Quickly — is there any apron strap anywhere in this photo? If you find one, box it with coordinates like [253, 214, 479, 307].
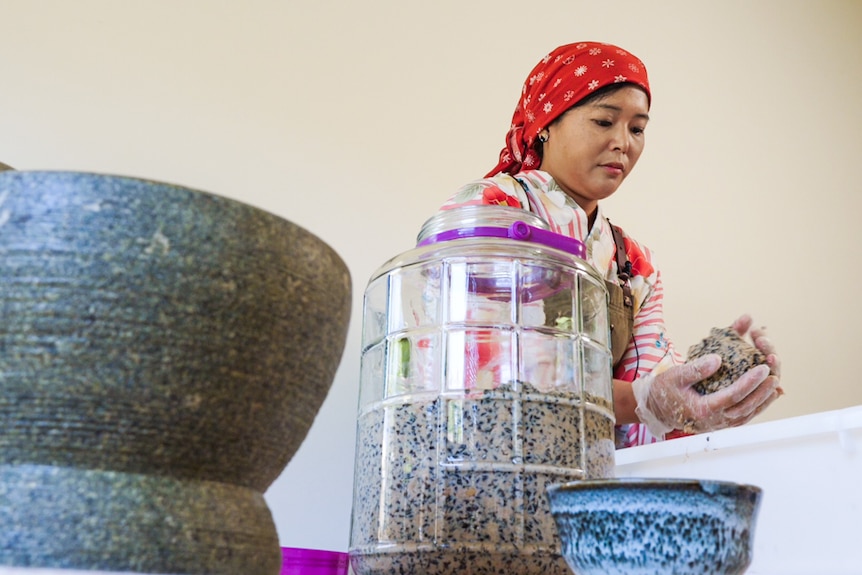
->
[607, 218, 634, 309]
[607, 280, 633, 367]
[606, 218, 636, 370]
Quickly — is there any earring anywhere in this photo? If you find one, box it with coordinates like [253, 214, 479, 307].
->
[538, 131, 549, 143]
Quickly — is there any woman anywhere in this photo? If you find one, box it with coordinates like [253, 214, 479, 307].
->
[440, 41, 782, 447]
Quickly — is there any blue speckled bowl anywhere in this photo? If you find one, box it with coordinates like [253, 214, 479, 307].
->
[546, 478, 762, 575]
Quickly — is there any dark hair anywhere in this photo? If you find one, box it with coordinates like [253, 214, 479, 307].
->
[571, 82, 636, 109]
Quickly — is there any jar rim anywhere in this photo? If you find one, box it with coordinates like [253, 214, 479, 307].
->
[416, 205, 549, 245]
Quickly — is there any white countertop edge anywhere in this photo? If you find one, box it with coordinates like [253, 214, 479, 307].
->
[615, 404, 862, 467]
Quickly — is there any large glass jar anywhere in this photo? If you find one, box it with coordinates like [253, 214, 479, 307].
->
[349, 205, 615, 575]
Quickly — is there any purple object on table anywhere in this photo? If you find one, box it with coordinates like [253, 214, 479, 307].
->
[281, 547, 349, 575]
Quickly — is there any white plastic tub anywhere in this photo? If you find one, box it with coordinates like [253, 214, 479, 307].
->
[615, 405, 862, 575]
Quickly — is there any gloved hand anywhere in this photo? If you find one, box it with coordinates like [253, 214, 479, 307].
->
[732, 313, 782, 382]
[632, 315, 783, 437]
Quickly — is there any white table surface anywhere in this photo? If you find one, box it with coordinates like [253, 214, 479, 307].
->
[616, 404, 862, 575]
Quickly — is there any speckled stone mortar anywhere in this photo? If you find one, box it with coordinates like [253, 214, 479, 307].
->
[687, 326, 767, 395]
[0, 171, 352, 574]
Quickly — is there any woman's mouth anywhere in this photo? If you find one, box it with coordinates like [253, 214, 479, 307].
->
[601, 162, 624, 175]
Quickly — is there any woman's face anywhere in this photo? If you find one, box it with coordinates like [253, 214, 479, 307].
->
[539, 85, 650, 216]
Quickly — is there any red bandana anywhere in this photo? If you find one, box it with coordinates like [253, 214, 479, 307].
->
[487, 41, 651, 177]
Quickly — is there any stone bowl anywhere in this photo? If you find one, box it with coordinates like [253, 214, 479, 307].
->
[0, 171, 352, 574]
[546, 478, 762, 575]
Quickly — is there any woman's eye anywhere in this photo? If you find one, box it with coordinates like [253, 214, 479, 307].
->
[593, 119, 612, 127]
[631, 126, 646, 135]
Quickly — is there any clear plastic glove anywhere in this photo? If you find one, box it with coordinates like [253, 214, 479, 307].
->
[733, 314, 782, 382]
[632, 314, 783, 437]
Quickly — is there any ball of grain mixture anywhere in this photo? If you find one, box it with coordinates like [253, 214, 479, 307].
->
[687, 326, 767, 395]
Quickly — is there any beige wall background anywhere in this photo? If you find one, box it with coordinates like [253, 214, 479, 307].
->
[2, 0, 860, 553]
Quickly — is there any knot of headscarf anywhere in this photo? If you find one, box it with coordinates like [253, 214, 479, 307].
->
[487, 41, 651, 177]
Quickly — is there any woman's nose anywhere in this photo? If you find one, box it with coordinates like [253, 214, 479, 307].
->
[611, 127, 630, 152]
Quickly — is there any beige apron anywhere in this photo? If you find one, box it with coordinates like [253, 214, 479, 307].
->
[607, 221, 634, 369]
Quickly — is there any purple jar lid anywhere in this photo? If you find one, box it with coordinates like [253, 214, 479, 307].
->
[418, 220, 586, 260]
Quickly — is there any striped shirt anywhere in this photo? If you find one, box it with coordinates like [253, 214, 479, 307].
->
[440, 169, 684, 447]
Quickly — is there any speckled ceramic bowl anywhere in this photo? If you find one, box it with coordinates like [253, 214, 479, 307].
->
[0, 171, 352, 574]
[546, 478, 762, 575]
